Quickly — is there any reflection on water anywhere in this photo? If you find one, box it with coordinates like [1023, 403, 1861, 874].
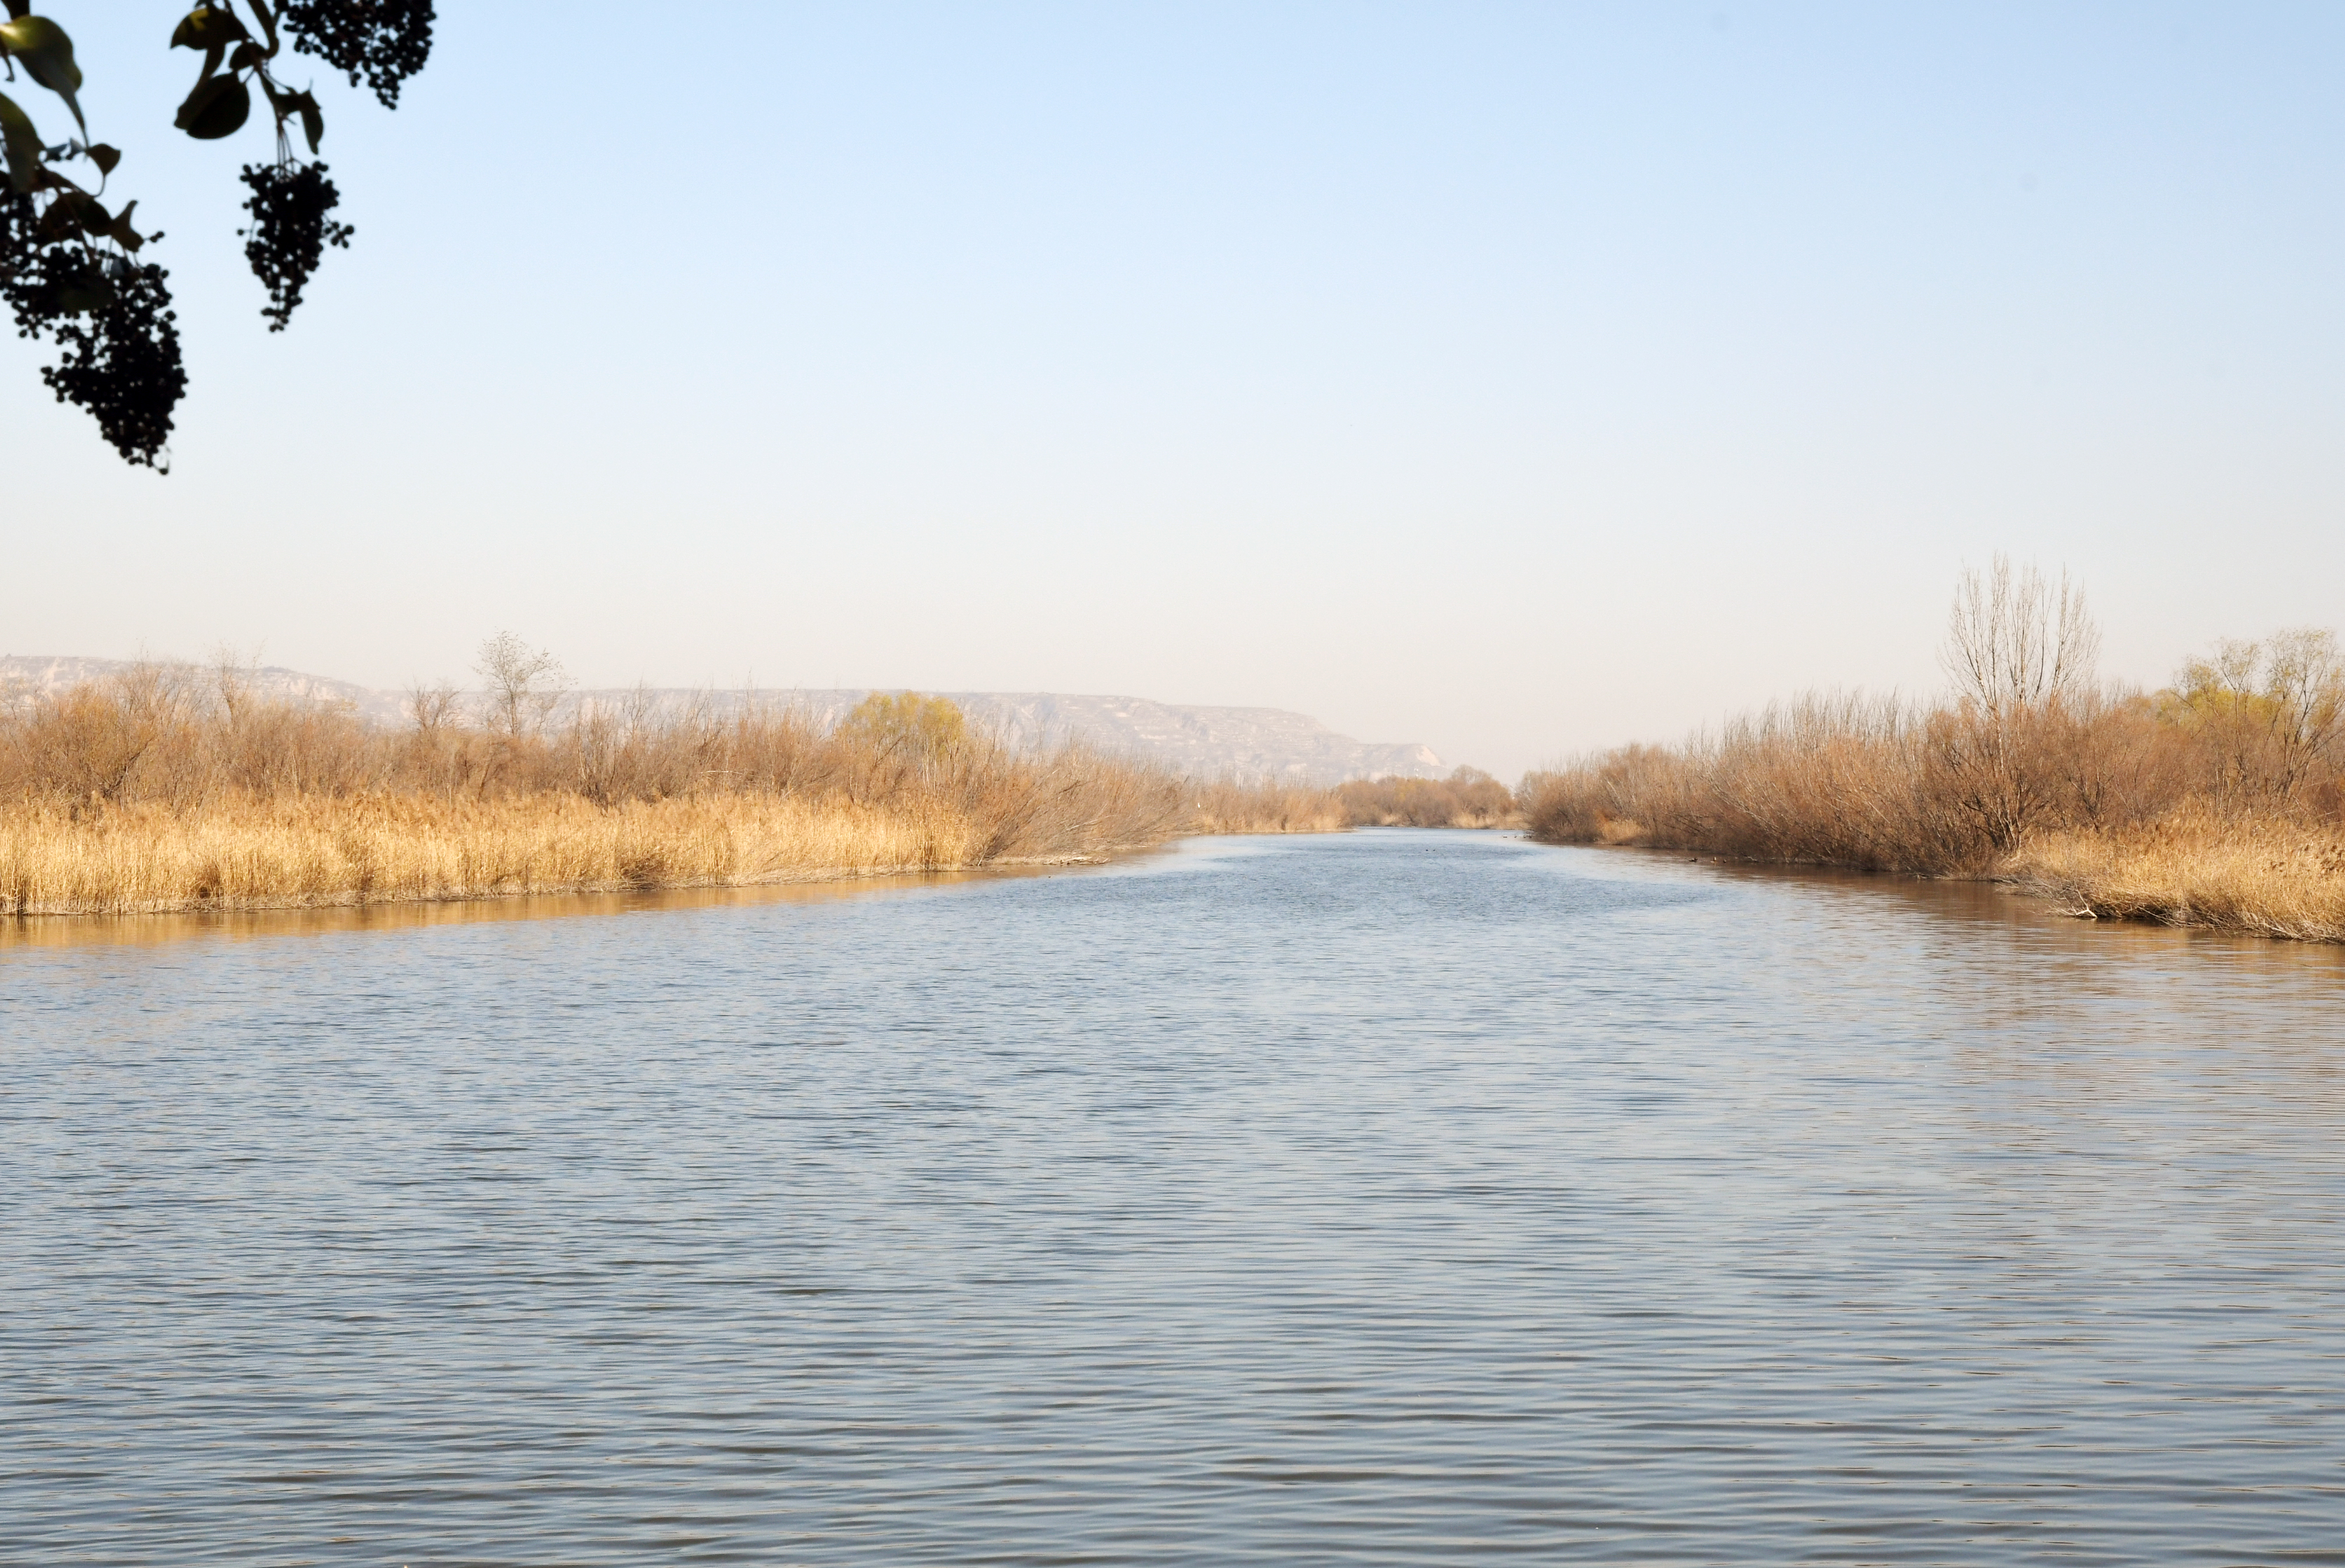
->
[0, 858, 1120, 952]
[5, 831, 2342, 1565]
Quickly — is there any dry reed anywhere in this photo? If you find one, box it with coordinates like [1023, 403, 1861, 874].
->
[0, 793, 982, 915]
[2009, 814, 2345, 943]
[0, 668, 1346, 915]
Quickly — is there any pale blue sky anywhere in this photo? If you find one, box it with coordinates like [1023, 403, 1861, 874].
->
[8, 3, 2342, 776]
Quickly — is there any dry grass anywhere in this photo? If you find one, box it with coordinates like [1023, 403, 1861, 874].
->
[0, 668, 1350, 916]
[2010, 814, 2345, 943]
[0, 792, 988, 916]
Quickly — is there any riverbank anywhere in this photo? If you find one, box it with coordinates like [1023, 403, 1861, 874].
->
[0, 792, 1136, 916]
[0, 675, 1349, 917]
[2008, 815, 2345, 943]
[1516, 565, 2345, 943]
[1518, 700, 2345, 943]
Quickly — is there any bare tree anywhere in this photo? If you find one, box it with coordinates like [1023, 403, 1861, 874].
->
[473, 633, 568, 738]
[1941, 555, 2101, 714]
[2263, 628, 2345, 771]
[405, 679, 462, 736]
[2173, 627, 2345, 802]
[1930, 558, 2104, 854]
[210, 642, 264, 729]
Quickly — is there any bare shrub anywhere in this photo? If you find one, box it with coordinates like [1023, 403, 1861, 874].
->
[407, 680, 462, 736]
[0, 664, 197, 811]
[1520, 565, 2338, 917]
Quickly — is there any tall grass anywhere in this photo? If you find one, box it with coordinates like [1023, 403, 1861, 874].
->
[1518, 562, 2345, 940]
[0, 668, 1337, 914]
[2010, 813, 2345, 943]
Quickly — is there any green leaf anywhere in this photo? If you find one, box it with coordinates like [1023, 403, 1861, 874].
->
[0, 87, 40, 194]
[229, 40, 265, 73]
[247, 0, 279, 54]
[175, 73, 251, 140]
[0, 15, 85, 135]
[170, 6, 249, 51]
[85, 141, 119, 176]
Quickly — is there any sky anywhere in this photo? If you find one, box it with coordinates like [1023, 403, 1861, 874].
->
[6, 2, 2343, 778]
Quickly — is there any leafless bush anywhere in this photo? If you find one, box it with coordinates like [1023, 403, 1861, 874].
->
[1943, 555, 2100, 714]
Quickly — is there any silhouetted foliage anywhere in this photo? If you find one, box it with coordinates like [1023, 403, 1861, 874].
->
[281, 0, 433, 108]
[37, 260, 184, 468]
[0, 1, 432, 464]
[238, 161, 351, 330]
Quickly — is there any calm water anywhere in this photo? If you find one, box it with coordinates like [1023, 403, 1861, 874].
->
[6, 831, 2344, 1565]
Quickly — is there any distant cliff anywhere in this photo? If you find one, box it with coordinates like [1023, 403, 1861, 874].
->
[0, 657, 1444, 785]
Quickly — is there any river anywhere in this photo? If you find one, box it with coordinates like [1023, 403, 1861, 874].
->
[6, 830, 2342, 1563]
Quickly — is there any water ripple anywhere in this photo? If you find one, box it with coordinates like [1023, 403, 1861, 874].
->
[5, 832, 2343, 1564]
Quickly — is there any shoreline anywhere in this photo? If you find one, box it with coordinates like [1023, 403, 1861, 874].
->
[0, 853, 1159, 949]
[0, 822, 1349, 923]
[1541, 833, 2345, 945]
[0, 854, 1114, 920]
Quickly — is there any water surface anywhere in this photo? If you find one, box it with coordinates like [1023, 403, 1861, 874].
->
[6, 831, 2343, 1564]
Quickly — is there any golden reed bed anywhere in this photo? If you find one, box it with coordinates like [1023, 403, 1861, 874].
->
[0, 676, 1360, 918]
[0, 793, 1028, 917]
[2010, 816, 2345, 944]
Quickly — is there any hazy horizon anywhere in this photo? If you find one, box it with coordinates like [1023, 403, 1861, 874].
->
[9, 3, 2342, 779]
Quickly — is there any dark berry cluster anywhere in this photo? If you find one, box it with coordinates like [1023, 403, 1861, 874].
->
[238, 161, 354, 332]
[2, 4, 438, 465]
[38, 263, 186, 471]
[0, 187, 38, 326]
[281, 1, 435, 109]
[3, 238, 113, 328]
[4, 186, 186, 468]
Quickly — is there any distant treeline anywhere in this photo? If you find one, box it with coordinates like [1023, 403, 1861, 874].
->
[1337, 768, 1517, 828]
[1179, 767, 1523, 833]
